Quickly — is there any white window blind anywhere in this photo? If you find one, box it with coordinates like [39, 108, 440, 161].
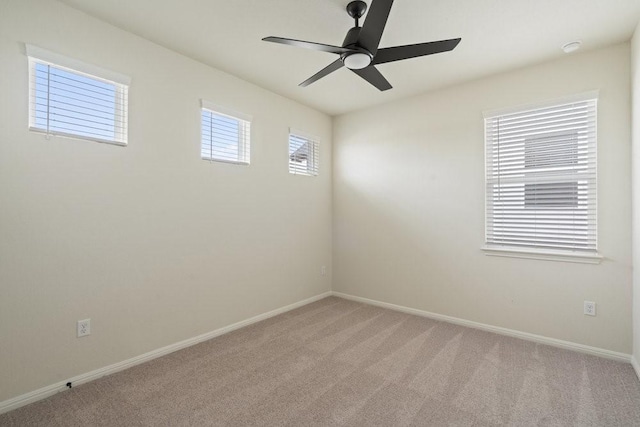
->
[27, 46, 129, 145]
[484, 96, 597, 255]
[201, 101, 251, 164]
[289, 130, 319, 176]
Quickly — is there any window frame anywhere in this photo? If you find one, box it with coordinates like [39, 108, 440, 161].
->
[200, 100, 251, 165]
[482, 92, 602, 264]
[26, 44, 130, 146]
[288, 129, 320, 177]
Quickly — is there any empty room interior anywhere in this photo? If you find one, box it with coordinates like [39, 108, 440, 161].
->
[2, 0, 640, 425]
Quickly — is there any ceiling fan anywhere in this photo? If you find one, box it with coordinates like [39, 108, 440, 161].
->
[262, 0, 461, 91]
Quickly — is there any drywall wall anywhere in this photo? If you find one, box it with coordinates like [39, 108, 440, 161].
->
[333, 44, 632, 353]
[632, 21, 640, 373]
[0, 0, 332, 402]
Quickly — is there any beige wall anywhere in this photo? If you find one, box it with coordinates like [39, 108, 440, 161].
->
[0, 0, 332, 402]
[632, 22, 640, 370]
[333, 44, 632, 354]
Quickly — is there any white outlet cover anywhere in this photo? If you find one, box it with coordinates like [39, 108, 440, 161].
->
[77, 319, 91, 337]
[583, 301, 596, 316]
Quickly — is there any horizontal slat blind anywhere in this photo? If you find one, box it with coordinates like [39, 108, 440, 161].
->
[28, 58, 128, 145]
[201, 108, 251, 164]
[485, 98, 597, 253]
[289, 132, 319, 176]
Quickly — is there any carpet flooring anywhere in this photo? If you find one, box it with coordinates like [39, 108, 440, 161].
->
[1, 296, 640, 426]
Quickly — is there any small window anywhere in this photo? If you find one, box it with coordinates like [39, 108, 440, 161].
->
[289, 130, 319, 176]
[27, 45, 129, 145]
[484, 94, 598, 261]
[200, 101, 251, 164]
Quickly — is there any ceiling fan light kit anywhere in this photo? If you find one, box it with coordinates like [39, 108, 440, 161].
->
[262, 0, 461, 91]
[343, 52, 372, 69]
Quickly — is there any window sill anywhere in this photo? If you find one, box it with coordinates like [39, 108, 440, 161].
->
[201, 157, 249, 166]
[289, 172, 317, 177]
[481, 245, 603, 264]
[30, 128, 127, 147]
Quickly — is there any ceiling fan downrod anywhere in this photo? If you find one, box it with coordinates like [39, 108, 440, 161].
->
[346, 0, 368, 28]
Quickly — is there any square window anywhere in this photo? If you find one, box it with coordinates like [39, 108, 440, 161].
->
[201, 102, 251, 164]
[289, 131, 319, 176]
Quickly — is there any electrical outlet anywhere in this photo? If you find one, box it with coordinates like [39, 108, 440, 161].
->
[583, 301, 596, 316]
[321, 266, 326, 276]
[77, 319, 91, 337]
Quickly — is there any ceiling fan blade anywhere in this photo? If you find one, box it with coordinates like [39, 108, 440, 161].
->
[262, 37, 354, 54]
[300, 59, 344, 87]
[351, 65, 392, 91]
[373, 38, 461, 65]
[357, 0, 394, 54]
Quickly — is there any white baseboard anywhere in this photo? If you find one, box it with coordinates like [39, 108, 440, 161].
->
[0, 291, 331, 415]
[331, 291, 632, 364]
[632, 356, 640, 381]
[2, 290, 634, 415]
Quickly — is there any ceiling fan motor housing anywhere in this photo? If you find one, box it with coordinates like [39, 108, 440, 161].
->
[343, 26, 363, 49]
[341, 26, 373, 69]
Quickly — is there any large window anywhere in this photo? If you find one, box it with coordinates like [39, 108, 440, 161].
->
[289, 130, 319, 176]
[27, 45, 129, 145]
[484, 94, 599, 262]
[201, 101, 251, 164]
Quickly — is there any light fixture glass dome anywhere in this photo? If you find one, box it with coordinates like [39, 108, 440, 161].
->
[343, 52, 371, 70]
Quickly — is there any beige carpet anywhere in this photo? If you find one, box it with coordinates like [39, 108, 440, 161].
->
[1, 296, 639, 426]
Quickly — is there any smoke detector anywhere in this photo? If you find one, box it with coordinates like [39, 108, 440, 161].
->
[562, 41, 582, 53]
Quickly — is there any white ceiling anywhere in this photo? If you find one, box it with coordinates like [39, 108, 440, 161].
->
[60, 0, 640, 116]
